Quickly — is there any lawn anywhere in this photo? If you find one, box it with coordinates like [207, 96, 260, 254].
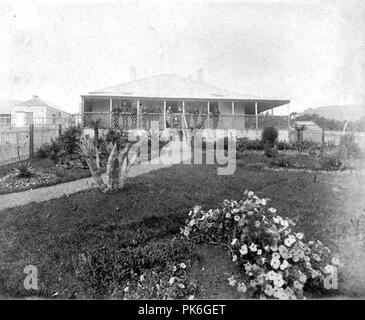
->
[0, 160, 364, 299]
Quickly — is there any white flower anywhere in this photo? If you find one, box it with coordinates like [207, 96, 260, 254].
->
[169, 277, 176, 285]
[227, 276, 237, 287]
[248, 191, 254, 197]
[331, 257, 341, 266]
[324, 265, 336, 274]
[264, 284, 274, 296]
[279, 245, 289, 258]
[295, 232, 304, 240]
[270, 244, 279, 252]
[180, 263, 186, 269]
[299, 274, 307, 283]
[255, 199, 261, 205]
[280, 260, 289, 270]
[280, 220, 289, 229]
[193, 206, 201, 214]
[237, 282, 247, 293]
[268, 207, 277, 214]
[264, 245, 270, 251]
[231, 238, 238, 246]
[239, 245, 248, 255]
[254, 221, 261, 228]
[293, 280, 303, 290]
[272, 252, 280, 260]
[266, 271, 277, 280]
[257, 249, 262, 255]
[172, 265, 177, 272]
[234, 215, 240, 222]
[124, 286, 129, 292]
[270, 258, 281, 269]
[274, 278, 284, 288]
[261, 199, 267, 206]
[249, 243, 258, 252]
[232, 254, 238, 262]
[244, 262, 252, 272]
[189, 220, 195, 227]
[225, 212, 231, 218]
[178, 283, 185, 289]
[140, 274, 145, 281]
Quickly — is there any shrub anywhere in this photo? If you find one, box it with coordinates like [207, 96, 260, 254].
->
[13, 161, 33, 178]
[262, 127, 278, 146]
[182, 191, 340, 299]
[57, 125, 82, 155]
[237, 139, 264, 151]
[38, 140, 61, 162]
[262, 127, 279, 158]
[37, 146, 48, 159]
[338, 134, 361, 159]
[318, 156, 346, 171]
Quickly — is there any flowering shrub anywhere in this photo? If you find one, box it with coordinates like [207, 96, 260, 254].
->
[182, 190, 340, 299]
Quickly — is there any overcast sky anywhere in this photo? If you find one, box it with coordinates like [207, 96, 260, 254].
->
[0, 0, 364, 114]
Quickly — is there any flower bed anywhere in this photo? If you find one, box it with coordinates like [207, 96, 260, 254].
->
[0, 170, 59, 194]
[182, 191, 341, 299]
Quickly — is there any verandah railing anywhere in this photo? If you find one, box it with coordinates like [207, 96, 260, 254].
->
[83, 112, 289, 130]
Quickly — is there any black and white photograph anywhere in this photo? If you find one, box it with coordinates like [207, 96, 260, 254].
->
[0, 0, 364, 311]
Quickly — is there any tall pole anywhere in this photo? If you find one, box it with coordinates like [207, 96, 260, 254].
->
[136, 99, 140, 128]
[231, 101, 235, 130]
[110, 98, 113, 128]
[207, 101, 210, 129]
[163, 100, 166, 130]
[255, 101, 258, 130]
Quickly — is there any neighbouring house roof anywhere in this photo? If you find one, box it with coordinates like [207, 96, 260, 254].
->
[294, 121, 322, 131]
[83, 74, 289, 112]
[16, 95, 69, 114]
[0, 100, 21, 114]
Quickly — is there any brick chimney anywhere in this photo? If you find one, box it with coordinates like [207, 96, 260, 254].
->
[130, 67, 136, 81]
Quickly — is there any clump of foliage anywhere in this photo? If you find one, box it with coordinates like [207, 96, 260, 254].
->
[78, 135, 146, 193]
[318, 156, 347, 171]
[237, 139, 264, 152]
[75, 237, 197, 299]
[13, 161, 33, 178]
[182, 191, 340, 299]
[37, 140, 61, 162]
[262, 127, 278, 157]
[337, 134, 362, 159]
[57, 125, 82, 156]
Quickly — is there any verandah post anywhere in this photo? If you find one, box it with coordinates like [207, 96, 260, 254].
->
[109, 98, 113, 128]
[29, 124, 34, 159]
[255, 101, 258, 130]
[163, 100, 166, 130]
[136, 99, 140, 128]
[207, 101, 210, 129]
[231, 101, 235, 129]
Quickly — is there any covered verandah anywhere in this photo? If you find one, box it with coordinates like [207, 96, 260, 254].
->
[82, 96, 290, 131]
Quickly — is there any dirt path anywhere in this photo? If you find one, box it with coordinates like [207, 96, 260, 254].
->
[0, 139, 191, 211]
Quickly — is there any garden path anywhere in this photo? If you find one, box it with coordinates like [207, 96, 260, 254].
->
[0, 138, 192, 211]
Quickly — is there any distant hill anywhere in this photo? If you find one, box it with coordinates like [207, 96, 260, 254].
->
[303, 105, 365, 122]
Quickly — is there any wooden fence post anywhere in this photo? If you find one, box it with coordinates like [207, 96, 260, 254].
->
[29, 124, 34, 159]
[58, 124, 63, 137]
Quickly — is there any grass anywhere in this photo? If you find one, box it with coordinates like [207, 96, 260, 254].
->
[0, 158, 90, 195]
[0, 159, 364, 298]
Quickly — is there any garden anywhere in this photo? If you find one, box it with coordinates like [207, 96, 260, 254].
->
[0, 126, 364, 299]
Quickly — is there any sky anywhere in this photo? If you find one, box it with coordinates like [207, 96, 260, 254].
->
[0, 0, 364, 114]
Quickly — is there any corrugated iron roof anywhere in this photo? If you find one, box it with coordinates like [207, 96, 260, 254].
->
[84, 74, 289, 108]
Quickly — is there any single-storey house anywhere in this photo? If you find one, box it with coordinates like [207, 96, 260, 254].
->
[11, 95, 70, 127]
[81, 73, 290, 139]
